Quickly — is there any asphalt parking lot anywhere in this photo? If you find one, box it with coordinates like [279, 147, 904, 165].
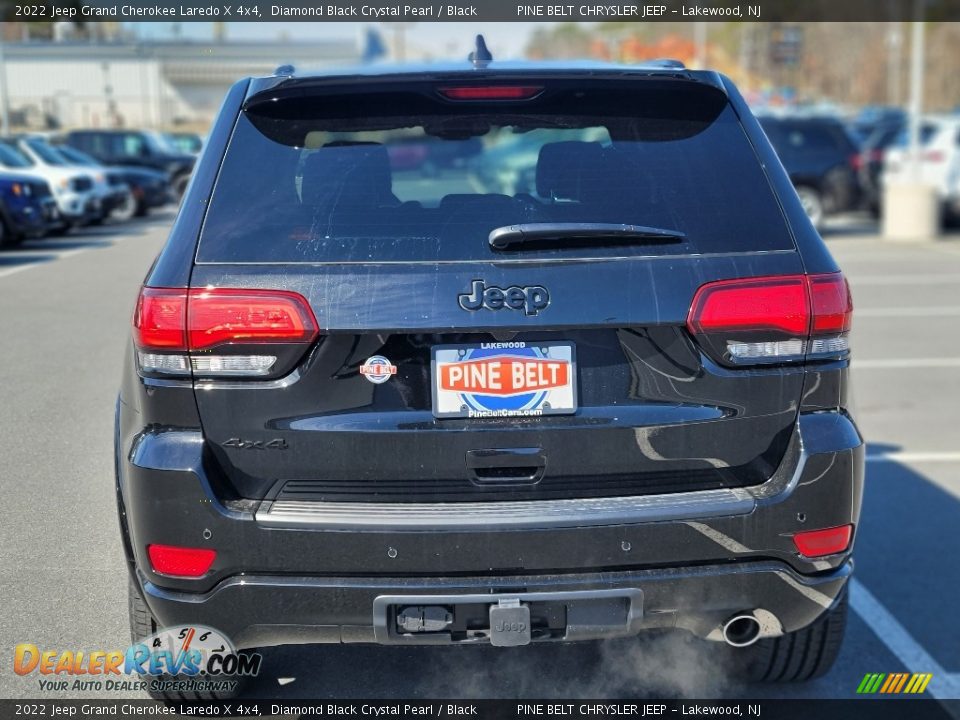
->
[1, 213, 958, 702]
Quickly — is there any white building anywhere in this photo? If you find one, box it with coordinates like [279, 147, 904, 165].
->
[0, 39, 360, 130]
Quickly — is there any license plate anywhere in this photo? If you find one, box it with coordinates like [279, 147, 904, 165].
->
[431, 341, 577, 419]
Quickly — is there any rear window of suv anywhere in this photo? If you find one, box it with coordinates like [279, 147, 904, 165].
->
[197, 80, 794, 263]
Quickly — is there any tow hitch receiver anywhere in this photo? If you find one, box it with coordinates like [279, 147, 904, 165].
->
[489, 598, 531, 647]
[396, 606, 453, 633]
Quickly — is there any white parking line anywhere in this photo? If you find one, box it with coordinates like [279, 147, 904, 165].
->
[866, 452, 960, 463]
[0, 229, 155, 281]
[857, 306, 960, 318]
[0, 247, 94, 279]
[850, 579, 960, 699]
[855, 358, 960, 369]
[0, 263, 45, 279]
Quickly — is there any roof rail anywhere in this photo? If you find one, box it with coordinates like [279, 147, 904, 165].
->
[274, 64, 295, 77]
[644, 58, 686, 69]
[468, 35, 493, 69]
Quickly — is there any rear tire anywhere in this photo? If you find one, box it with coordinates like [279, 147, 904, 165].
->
[729, 587, 848, 683]
[128, 578, 247, 700]
[796, 185, 825, 230]
[111, 192, 137, 223]
[172, 174, 190, 202]
[0, 217, 13, 249]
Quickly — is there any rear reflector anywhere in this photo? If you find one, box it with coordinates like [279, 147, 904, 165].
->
[147, 544, 216, 577]
[792, 525, 853, 558]
[686, 273, 853, 365]
[438, 85, 543, 100]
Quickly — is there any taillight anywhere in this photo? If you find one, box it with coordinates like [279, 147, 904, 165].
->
[438, 85, 543, 101]
[686, 273, 852, 365]
[187, 289, 316, 349]
[134, 288, 187, 349]
[147, 544, 217, 578]
[849, 153, 864, 171]
[792, 525, 853, 558]
[133, 287, 318, 378]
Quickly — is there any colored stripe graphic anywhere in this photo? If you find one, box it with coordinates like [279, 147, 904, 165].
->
[893, 673, 910, 693]
[857, 672, 932, 694]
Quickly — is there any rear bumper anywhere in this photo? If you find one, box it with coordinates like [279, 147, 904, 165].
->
[55, 192, 101, 222]
[140, 560, 851, 650]
[117, 410, 863, 648]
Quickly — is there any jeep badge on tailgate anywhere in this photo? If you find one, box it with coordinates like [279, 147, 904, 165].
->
[458, 279, 550, 315]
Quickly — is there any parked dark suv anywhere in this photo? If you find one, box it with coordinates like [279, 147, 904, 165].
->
[64, 129, 195, 199]
[117, 53, 862, 697]
[758, 115, 863, 229]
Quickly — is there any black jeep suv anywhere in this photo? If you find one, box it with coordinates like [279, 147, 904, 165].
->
[117, 54, 862, 693]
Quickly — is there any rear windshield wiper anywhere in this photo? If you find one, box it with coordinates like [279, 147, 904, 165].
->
[488, 223, 686, 251]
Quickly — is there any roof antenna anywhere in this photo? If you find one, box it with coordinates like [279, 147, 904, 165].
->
[468, 34, 493, 68]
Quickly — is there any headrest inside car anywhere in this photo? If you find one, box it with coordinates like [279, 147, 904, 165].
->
[536, 141, 604, 201]
[300, 142, 394, 206]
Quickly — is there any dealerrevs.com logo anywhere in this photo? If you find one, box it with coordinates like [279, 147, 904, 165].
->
[14, 625, 261, 694]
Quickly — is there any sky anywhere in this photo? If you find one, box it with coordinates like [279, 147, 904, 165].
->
[128, 22, 555, 60]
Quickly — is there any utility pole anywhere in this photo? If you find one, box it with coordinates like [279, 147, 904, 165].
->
[383, 23, 414, 62]
[0, 24, 10, 136]
[739, 23, 754, 92]
[887, 22, 903, 106]
[693, 22, 707, 69]
[907, 18, 924, 182]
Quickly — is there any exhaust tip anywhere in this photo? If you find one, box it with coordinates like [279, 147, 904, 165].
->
[722, 613, 762, 647]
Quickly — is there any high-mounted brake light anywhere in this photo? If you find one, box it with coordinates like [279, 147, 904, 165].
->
[148, 544, 217, 578]
[438, 85, 543, 101]
[792, 525, 853, 558]
[686, 273, 852, 365]
[133, 287, 318, 378]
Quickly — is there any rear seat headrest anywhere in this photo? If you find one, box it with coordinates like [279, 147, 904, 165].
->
[536, 141, 604, 201]
[300, 142, 394, 205]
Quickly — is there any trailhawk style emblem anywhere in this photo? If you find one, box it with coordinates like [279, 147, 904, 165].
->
[359, 356, 397, 384]
[432, 341, 577, 419]
[458, 280, 550, 315]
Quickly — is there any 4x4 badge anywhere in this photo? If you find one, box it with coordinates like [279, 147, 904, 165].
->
[458, 279, 550, 316]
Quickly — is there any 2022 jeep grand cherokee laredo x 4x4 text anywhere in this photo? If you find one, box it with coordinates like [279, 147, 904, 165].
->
[116, 53, 862, 691]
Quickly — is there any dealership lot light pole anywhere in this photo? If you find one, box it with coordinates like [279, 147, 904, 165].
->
[0, 25, 10, 136]
[882, 7, 940, 241]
